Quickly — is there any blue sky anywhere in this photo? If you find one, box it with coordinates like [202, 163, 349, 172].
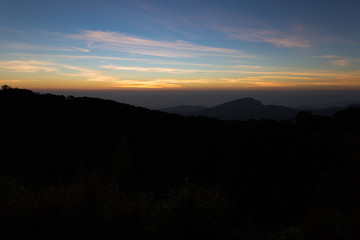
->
[0, 0, 360, 93]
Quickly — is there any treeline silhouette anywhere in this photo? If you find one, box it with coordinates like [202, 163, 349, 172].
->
[1, 86, 360, 239]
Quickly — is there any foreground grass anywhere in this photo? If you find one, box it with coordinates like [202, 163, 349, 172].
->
[0, 174, 232, 239]
[2, 174, 359, 240]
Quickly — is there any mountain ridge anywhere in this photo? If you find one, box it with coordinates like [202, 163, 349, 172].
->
[160, 97, 360, 121]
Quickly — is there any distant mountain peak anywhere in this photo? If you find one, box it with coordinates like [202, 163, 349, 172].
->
[216, 97, 262, 108]
[158, 97, 360, 121]
[193, 97, 299, 120]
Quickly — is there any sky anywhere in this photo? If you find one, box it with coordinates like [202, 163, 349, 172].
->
[1, 0, 360, 108]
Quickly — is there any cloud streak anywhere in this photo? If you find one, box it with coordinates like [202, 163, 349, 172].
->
[101, 64, 315, 75]
[66, 30, 255, 58]
[102, 65, 201, 73]
[111, 80, 181, 88]
[102, 63, 358, 81]
[111, 78, 209, 89]
[0, 42, 90, 53]
[315, 55, 352, 67]
[0, 27, 24, 33]
[329, 59, 350, 67]
[62, 66, 117, 82]
[227, 28, 310, 48]
[220, 71, 360, 88]
[61, 66, 207, 88]
[0, 60, 59, 73]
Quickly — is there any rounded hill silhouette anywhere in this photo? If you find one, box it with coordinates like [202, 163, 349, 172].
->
[195, 97, 298, 120]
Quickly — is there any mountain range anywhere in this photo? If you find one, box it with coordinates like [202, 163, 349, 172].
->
[159, 97, 360, 121]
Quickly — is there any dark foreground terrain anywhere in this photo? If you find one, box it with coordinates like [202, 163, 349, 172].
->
[1, 86, 360, 239]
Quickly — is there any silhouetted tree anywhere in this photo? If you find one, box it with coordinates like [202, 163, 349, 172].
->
[1, 85, 12, 90]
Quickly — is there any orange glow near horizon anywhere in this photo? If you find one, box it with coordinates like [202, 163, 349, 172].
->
[2, 57, 360, 90]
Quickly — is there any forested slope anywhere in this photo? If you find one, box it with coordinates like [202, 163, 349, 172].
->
[1, 87, 360, 239]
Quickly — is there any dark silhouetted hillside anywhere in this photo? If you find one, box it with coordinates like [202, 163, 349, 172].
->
[1, 87, 360, 239]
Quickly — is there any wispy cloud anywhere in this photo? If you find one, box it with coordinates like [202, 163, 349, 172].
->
[226, 71, 351, 77]
[9, 53, 220, 67]
[222, 64, 291, 70]
[315, 55, 352, 67]
[9, 53, 149, 62]
[0, 79, 40, 83]
[329, 59, 350, 67]
[102, 63, 355, 76]
[0, 60, 59, 72]
[220, 70, 360, 88]
[65, 30, 255, 58]
[102, 65, 201, 73]
[315, 55, 339, 59]
[111, 78, 209, 89]
[60, 47, 90, 53]
[0, 27, 24, 33]
[63, 66, 117, 82]
[111, 80, 181, 88]
[0, 42, 90, 53]
[227, 28, 310, 48]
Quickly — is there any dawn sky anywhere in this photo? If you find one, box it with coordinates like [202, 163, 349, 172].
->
[1, 0, 360, 98]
